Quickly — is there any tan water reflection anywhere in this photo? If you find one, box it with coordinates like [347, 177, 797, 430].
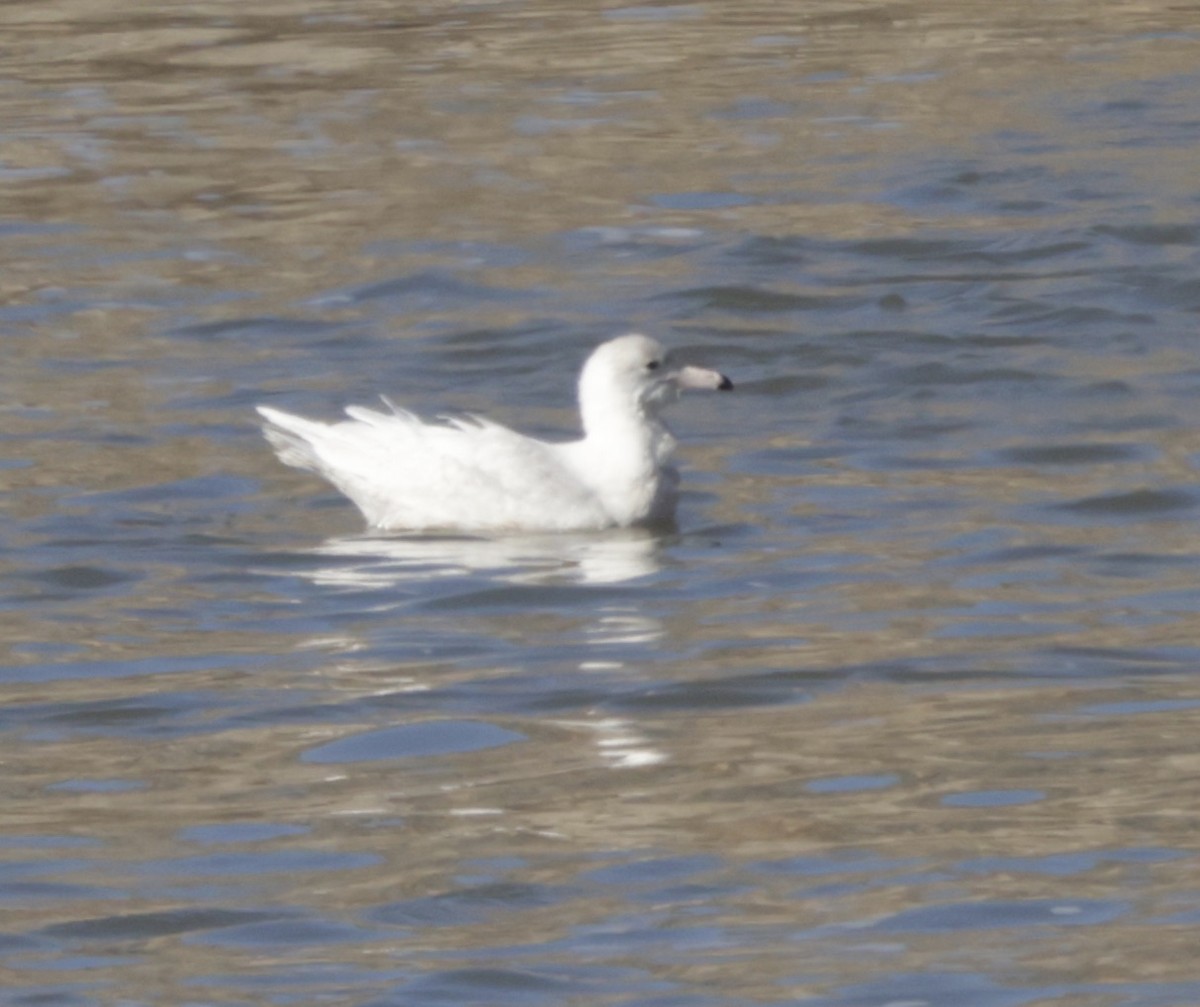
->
[5, 0, 1198, 276]
[7, 675, 1200, 996]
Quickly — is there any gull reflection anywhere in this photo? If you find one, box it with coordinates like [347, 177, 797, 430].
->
[585, 612, 665, 646]
[300, 527, 664, 590]
[552, 715, 668, 769]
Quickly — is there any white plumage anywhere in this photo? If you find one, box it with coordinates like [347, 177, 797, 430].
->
[256, 333, 732, 532]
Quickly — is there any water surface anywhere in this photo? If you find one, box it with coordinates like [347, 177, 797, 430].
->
[3, 2, 1200, 1005]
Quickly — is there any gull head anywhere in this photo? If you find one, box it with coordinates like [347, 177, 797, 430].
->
[578, 334, 732, 434]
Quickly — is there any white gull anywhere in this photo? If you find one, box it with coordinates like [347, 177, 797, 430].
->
[255, 333, 732, 532]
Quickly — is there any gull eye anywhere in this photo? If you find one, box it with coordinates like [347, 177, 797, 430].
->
[646, 359, 661, 371]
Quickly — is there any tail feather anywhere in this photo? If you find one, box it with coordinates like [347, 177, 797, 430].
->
[256, 405, 329, 473]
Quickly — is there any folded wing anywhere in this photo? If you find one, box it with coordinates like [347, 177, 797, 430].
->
[256, 404, 611, 531]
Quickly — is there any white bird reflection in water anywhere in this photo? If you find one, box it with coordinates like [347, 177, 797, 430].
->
[587, 716, 668, 769]
[296, 527, 665, 590]
[276, 531, 671, 740]
[584, 612, 666, 647]
[273, 530, 672, 772]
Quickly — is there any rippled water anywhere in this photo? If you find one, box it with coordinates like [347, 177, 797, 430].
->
[4, 2, 1200, 1005]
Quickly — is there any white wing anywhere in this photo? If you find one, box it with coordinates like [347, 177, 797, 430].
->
[256, 404, 613, 531]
